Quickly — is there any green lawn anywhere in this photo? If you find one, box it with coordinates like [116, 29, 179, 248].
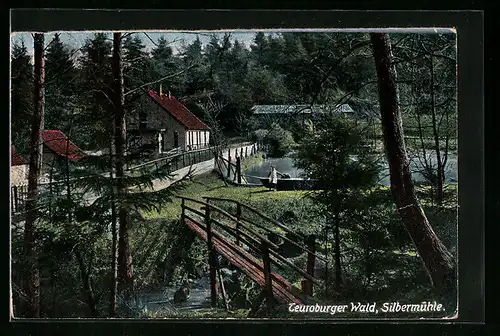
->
[142, 172, 310, 223]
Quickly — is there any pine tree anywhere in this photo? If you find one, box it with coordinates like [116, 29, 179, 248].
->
[181, 36, 210, 95]
[150, 36, 180, 92]
[250, 32, 270, 64]
[45, 33, 77, 133]
[11, 40, 34, 154]
[123, 34, 152, 91]
[76, 33, 114, 150]
[296, 114, 381, 293]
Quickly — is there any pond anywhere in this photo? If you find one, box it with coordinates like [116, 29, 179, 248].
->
[243, 152, 458, 187]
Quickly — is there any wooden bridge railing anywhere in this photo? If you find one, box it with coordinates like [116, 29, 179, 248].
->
[11, 185, 28, 214]
[217, 143, 258, 184]
[203, 197, 324, 295]
[128, 142, 258, 183]
[179, 195, 321, 310]
[127, 145, 221, 174]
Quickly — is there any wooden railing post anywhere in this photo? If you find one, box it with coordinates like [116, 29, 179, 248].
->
[240, 147, 243, 159]
[245, 147, 248, 158]
[13, 186, 19, 213]
[217, 268, 229, 311]
[304, 234, 316, 296]
[227, 149, 231, 178]
[261, 241, 274, 314]
[181, 198, 185, 221]
[205, 202, 218, 307]
[236, 157, 242, 184]
[236, 203, 242, 247]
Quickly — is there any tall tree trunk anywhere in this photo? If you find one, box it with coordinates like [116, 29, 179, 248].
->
[113, 32, 133, 296]
[429, 55, 444, 205]
[22, 33, 45, 318]
[370, 33, 455, 294]
[333, 212, 342, 292]
[109, 139, 118, 317]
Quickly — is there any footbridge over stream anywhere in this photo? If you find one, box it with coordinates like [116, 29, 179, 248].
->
[179, 196, 324, 311]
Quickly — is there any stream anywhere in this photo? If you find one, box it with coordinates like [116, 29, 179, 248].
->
[243, 151, 457, 186]
[126, 277, 213, 315]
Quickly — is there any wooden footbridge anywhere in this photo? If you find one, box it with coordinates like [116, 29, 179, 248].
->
[179, 196, 326, 311]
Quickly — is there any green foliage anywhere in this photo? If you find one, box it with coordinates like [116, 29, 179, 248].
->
[264, 123, 297, 157]
[45, 33, 78, 134]
[296, 114, 381, 210]
[10, 40, 33, 154]
[75, 33, 114, 149]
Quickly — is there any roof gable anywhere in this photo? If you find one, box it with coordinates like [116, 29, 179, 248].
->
[11, 146, 26, 166]
[41, 130, 84, 162]
[146, 90, 210, 131]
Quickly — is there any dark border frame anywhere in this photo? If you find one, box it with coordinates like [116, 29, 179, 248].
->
[7, 8, 485, 334]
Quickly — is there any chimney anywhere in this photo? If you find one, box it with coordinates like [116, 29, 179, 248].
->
[168, 90, 171, 99]
[160, 84, 163, 96]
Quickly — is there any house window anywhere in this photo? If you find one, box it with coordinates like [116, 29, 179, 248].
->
[139, 112, 147, 129]
[173, 131, 179, 148]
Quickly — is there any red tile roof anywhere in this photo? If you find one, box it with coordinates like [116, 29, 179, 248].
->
[41, 130, 84, 162]
[146, 90, 210, 130]
[11, 146, 26, 166]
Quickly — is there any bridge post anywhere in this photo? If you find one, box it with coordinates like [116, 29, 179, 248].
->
[205, 202, 218, 308]
[236, 157, 242, 184]
[227, 149, 231, 178]
[240, 147, 243, 159]
[217, 268, 229, 311]
[245, 147, 248, 158]
[13, 186, 19, 213]
[236, 203, 242, 247]
[181, 198, 185, 221]
[305, 234, 316, 296]
[261, 241, 274, 314]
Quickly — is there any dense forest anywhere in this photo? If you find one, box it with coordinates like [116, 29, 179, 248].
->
[10, 31, 457, 318]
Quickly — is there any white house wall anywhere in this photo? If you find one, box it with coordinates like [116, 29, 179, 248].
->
[10, 165, 28, 186]
[186, 130, 210, 150]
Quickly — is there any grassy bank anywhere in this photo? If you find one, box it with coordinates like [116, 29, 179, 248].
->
[142, 171, 311, 224]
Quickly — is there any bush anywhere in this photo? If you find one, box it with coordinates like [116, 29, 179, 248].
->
[264, 123, 296, 157]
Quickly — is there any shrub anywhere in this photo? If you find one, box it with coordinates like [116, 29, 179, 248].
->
[265, 123, 296, 157]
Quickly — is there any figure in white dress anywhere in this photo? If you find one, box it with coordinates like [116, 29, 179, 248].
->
[268, 165, 279, 191]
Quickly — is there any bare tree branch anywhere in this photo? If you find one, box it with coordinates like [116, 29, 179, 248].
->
[124, 63, 196, 96]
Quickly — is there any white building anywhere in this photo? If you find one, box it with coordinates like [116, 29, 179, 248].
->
[127, 89, 211, 154]
[10, 146, 28, 186]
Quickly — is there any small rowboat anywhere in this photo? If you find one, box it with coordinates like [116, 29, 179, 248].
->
[259, 177, 319, 191]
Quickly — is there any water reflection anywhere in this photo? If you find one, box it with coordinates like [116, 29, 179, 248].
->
[127, 277, 212, 315]
[243, 152, 457, 186]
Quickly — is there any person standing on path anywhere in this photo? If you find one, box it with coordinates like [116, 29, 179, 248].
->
[268, 165, 281, 191]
